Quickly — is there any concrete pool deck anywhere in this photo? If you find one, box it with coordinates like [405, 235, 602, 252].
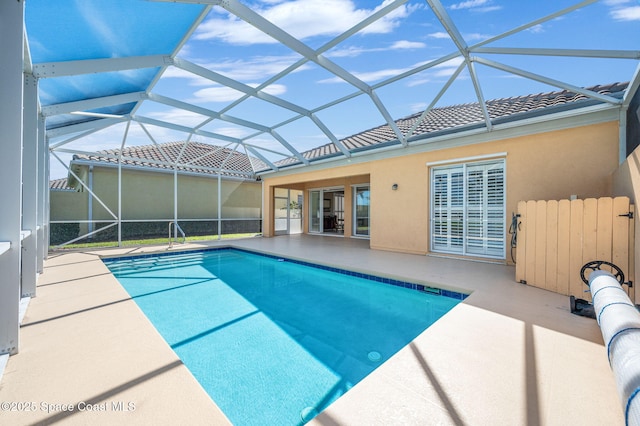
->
[0, 235, 624, 425]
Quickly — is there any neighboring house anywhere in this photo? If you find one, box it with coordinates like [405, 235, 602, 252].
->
[50, 142, 263, 244]
[260, 82, 640, 264]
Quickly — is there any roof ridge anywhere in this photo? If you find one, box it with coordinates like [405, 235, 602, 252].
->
[71, 141, 266, 178]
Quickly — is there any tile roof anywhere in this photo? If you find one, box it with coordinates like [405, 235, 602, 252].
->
[68, 83, 627, 176]
[270, 82, 628, 169]
[49, 177, 74, 191]
[71, 141, 267, 179]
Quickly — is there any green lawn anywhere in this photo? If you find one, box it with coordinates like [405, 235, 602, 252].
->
[52, 233, 261, 250]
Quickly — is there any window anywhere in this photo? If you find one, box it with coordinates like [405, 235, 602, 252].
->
[431, 159, 505, 258]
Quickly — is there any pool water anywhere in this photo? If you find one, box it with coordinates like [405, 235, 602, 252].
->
[104, 249, 463, 425]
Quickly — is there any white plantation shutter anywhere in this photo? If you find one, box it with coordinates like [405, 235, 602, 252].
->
[432, 167, 464, 252]
[431, 159, 505, 259]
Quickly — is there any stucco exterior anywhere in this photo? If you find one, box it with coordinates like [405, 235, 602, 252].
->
[50, 165, 262, 243]
[81, 166, 261, 221]
[262, 113, 621, 263]
[613, 143, 640, 300]
[50, 190, 88, 222]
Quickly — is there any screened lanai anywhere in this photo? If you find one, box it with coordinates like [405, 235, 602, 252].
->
[2, 0, 640, 377]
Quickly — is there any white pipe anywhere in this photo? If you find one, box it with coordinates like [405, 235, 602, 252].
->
[589, 270, 640, 425]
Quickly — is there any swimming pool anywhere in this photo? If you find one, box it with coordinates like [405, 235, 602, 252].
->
[103, 248, 465, 425]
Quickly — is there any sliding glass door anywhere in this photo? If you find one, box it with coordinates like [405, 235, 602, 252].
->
[309, 190, 321, 233]
[309, 188, 345, 234]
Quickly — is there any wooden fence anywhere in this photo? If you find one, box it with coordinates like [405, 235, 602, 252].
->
[515, 196, 635, 303]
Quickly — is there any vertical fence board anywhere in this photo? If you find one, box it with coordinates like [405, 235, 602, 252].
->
[556, 200, 571, 295]
[613, 197, 631, 299]
[596, 197, 613, 262]
[612, 197, 630, 277]
[534, 200, 547, 288]
[569, 199, 585, 298]
[545, 200, 559, 293]
[515, 201, 527, 283]
[525, 200, 537, 286]
[582, 198, 598, 264]
[581, 199, 598, 301]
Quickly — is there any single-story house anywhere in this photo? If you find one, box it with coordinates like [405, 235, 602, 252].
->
[50, 141, 263, 244]
[259, 82, 640, 281]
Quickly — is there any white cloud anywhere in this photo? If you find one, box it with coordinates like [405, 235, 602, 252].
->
[428, 32, 450, 39]
[147, 109, 210, 127]
[327, 40, 425, 58]
[390, 40, 426, 49]
[163, 56, 307, 87]
[610, 6, 640, 21]
[162, 65, 211, 87]
[527, 24, 545, 34]
[449, 0, 501, 12]
[603, 0, 630, 6]
[326, 45, 373, 58]
[318, 67, 408, 84]
[318, 57, 464, 85]
[199, 56, 305, 83]
[191, 83, 287, 103]
[195, 0, 414, 45]
[192, 86, 247, 103]
[450, 0, 489, 10]
[464, 33, 491, 41]
[428, 31, 490, 42]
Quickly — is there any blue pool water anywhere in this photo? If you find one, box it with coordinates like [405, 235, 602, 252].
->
[103, 248, 463, 425]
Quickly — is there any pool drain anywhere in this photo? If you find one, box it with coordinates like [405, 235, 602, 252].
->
[368, 351, 382, 362]
[300, 406, 318, 422]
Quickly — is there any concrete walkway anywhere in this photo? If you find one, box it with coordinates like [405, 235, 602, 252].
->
[0, 235, 624, 425]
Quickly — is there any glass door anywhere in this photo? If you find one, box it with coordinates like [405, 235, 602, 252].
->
[353, 186, 370, 237]
[309, 190, 321, 233]
[274, 188, 289, 235]
[274, 188, 304, 235]
[289, 190, 303, 234]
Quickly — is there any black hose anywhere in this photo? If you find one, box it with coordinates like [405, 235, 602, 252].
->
[508, 213, 520, 263]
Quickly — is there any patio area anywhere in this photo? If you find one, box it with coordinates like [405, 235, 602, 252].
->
[0, 235, 623, 425]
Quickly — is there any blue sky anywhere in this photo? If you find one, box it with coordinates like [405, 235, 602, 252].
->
[32, 0, 640, 179]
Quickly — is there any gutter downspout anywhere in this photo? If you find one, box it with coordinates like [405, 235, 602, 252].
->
[620, 106, 628, 165]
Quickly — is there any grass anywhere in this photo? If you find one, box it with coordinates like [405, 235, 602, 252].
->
[52, 233, 261, 250]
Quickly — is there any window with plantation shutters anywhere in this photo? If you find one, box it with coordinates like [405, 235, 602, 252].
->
[430, 159, 505, 259]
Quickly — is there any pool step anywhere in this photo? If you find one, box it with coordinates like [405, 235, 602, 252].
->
[104, 250, 243, 274]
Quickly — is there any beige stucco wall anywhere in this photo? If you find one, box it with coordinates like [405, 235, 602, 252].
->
[613, 144, 640, 304]
[50, 191, 89, 221]
[263, 120, 620, 260]
[80, 167, 261, 221]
